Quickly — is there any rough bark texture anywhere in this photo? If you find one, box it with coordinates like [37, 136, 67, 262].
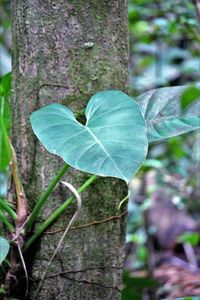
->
[11, 1, 128, 299]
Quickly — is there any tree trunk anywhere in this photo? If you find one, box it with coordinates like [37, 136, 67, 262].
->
[11, 1, 128, 299]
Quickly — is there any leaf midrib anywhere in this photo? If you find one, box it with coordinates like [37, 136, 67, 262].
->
[85, 126, 126, 181]
[149, 112, 200, 125]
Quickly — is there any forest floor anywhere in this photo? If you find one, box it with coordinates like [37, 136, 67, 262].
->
[154, 261, 200, 299]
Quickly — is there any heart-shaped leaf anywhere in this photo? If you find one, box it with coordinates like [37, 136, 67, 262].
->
[0, 236, 10, 264]
[137, 86, 200, 143]
[30, 91, 148, 183]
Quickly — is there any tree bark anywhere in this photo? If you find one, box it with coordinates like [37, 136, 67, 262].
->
[11, 1, 128, 299]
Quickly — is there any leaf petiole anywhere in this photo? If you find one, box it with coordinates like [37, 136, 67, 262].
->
[0, 199, 17, 220]
[25, 164, 69, 232]
[0, 209, 14, 232]
[24, 174, 97, 251]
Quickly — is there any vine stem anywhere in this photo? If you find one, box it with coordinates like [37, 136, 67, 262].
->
[0, 210, 14, 232]
[0, 199, 17, 220]
[33, 181, 82, 299]
[25, 164, 69, 232]
[9, 141, 28, 230]
[23, 175, 97, 252]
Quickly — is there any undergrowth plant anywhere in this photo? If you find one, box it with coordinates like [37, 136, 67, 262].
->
[0, 71, 200, 298]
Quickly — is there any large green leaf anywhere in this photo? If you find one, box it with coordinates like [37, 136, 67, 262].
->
[0, 236, 10, 264]
[0, 114, 11, 170]
[0, 72, 11, 133]
[30, 91, 148, 183]
[137, 86, 200, 143]
[0, 73, 11, 171]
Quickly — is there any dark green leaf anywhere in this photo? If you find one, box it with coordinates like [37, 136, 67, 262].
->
[175, 298, 200, 300]
[30, 91, 148, 183]
[123, 272, 158, 288]
[121, 287, 141, 300]
[122, 272, 157, 300]
[137, 86, 200, 142]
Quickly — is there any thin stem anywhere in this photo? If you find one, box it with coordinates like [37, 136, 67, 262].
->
[0, 209, 14, 232]
[16, 241, 29, 298]
[25, 164, 69, 232]
[0, 199, 17, 220]
[117, 195, 128, 210]
[24, 175, 97, 252]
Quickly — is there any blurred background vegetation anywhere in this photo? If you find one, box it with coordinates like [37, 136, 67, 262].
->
[129, 0, 199, 94]
[0, 0, 11, 76]
[0, 0, 200, 299]
[125, 1, 200, 299]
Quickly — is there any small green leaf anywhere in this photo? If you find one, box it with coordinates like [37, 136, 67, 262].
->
[0, 236, 10, 264]
[136, 245, 148, 262]
[30, 91, 148, 183]
[181, 85, 200, 110]
[137, 86, 200, 143]
[0, 288, 6, 295]
[175, 297, 200, 300]
[143, 159, 164, 169]
[178, 232, 200, 246]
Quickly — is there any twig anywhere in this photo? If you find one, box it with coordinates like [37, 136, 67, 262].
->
[4, 142, 29, 297]
[183, 242, 198, 268]
[44, 210, 127, 235]
[169, 256, 200, 274]
[16, 241, 28, 298]
[31, 265, 122, 281]
[54, 274, 120, 291]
